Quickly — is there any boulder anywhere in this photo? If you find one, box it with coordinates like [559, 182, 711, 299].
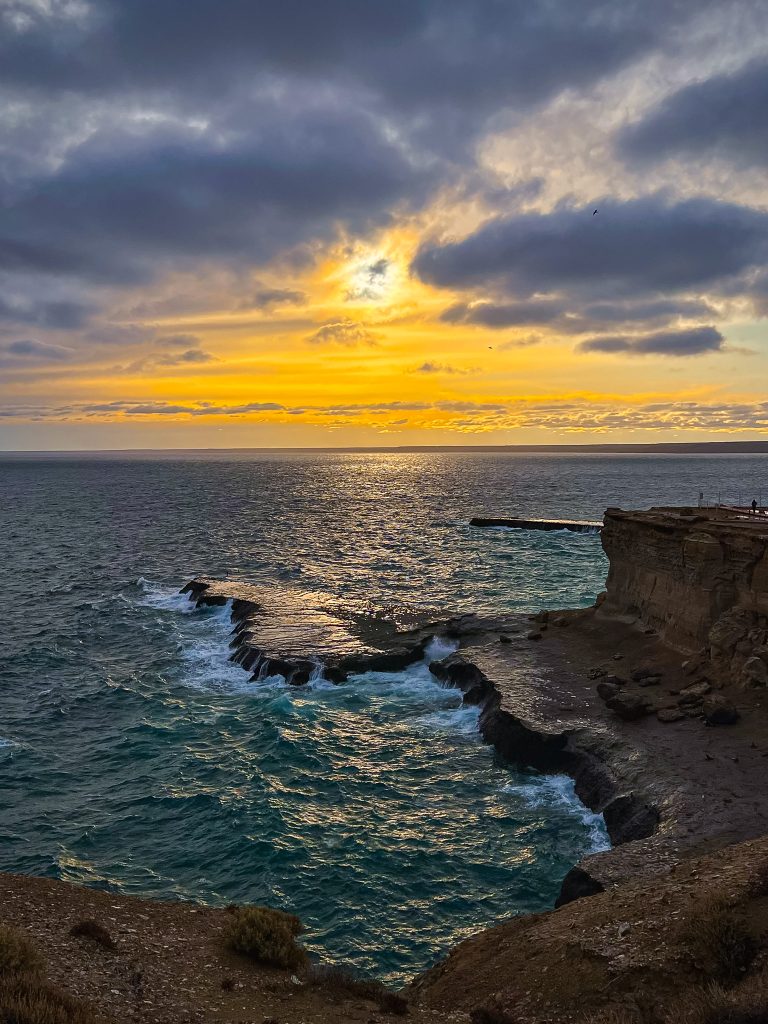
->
[603, 674, 627, 687]
[527, 631, 543, 641]
[596, 681, 621, 702]
[679, 681, 711, 705]
[606, 692, 653, 722]
[631, 666, 660, 682]
[657, 707, 685, 723]
[428, 655, 490, 705]
[587, 667, 607, 680]
[703, 697, 740, 726]
[741, 656, 768, 688]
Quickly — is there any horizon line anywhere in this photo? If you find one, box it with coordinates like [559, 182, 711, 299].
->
[4, 440, 768, 456]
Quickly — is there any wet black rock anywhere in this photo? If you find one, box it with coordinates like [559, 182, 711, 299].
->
[428, 655, 491, 705]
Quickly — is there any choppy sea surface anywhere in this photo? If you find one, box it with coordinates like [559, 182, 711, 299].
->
[2, 451, 766, 981]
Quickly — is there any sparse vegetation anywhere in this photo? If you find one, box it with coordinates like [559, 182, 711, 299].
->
[223, 905, 307, 970]
[668, 970, 768, 1024]
[682, 899, 757, 982]
[746, 859, 768, 899]
[307, 964, 408, 1015]
[581, 1009, 639, 1024]
[0, 979, 97, 1024]
[0, 926, 42, 979]
[69, 920, 115, 951]
[0, 928, 95, 1023]
[470, 1007, 516, 1024]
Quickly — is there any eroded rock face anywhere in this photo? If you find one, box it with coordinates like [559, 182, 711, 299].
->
[600, 507, 768, 688]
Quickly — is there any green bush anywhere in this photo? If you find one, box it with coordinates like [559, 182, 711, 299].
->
[223, 906, 306, 970]
[0, 927, 41, 979]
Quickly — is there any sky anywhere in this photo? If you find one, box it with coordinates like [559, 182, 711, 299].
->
[1, 0, 768, 449]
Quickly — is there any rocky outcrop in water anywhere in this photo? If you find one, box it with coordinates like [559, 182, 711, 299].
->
[181, 577, 444, 684]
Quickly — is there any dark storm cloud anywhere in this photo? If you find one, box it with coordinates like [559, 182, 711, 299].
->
[0, 1, 710, 115]
[413, 197, 768, 298]
[577, 326, 724, 356]
[0, 0, 749, 349]
[618, 59, 768, 169]
[0, 107, 425, 286]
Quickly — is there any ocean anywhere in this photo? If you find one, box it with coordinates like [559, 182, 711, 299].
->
[1, 451, 766, 982]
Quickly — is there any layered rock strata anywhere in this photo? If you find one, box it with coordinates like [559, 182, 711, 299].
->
[600, 507, 768, 688]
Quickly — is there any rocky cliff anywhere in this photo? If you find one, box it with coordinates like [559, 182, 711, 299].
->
[599, 507, 768, 688]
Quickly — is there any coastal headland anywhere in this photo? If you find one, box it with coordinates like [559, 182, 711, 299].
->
[5, 505, 768, 1023]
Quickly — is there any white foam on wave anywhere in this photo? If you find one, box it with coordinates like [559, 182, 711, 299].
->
[137, 578, 195, 614]
[425, 635, 459, 662]
[412, 704, 480, 735]
[135, 580, 257, 693]
[506, 774, 609, 852]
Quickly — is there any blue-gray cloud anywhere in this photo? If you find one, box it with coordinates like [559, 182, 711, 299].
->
[413, 197, 768, 298]
[0, 1, 711, 116]
[0, 107, 426, 287]
[1, 338, 74, 362]
[577, 326, 724, 356]
[0, 0, 760, 370]
[618, 59, 768, 169]
[442, 299, 566, 327]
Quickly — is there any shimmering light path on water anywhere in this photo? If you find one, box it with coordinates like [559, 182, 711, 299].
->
[2, 452, 766, 980]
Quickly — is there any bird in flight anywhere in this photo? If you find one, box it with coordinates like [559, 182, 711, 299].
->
[593, 209, 598, 216]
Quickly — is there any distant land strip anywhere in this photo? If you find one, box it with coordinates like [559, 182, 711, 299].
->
[3, 441, 768, 457]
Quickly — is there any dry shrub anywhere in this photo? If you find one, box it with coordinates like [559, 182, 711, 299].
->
[0, 979, 96, 1024]
[665, 968, 768, 1024]
[580, 1010, 639, 1024]
[379, 991, 409, 1015]
[682, 899, 757, 983]
[746, 859, 768, 900]
[0, 927, 41, 979]
[223, 906, 306, 970]
[471, 1008, 516, 1024]
[68, 921, 115, 951]
[307, 965, 408, 1015]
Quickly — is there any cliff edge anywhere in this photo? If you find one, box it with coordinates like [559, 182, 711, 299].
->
[600, 506, 768, 688]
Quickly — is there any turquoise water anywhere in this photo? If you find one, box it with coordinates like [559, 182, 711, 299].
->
[1, 452, 767, 981]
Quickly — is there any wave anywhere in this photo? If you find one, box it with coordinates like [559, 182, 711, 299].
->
[507, 774, 609, 853]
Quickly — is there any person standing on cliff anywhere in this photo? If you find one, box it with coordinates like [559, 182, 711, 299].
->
[752, 499, 758, 514]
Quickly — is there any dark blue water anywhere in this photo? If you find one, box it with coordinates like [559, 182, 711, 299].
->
[1, 451, 766, 981]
